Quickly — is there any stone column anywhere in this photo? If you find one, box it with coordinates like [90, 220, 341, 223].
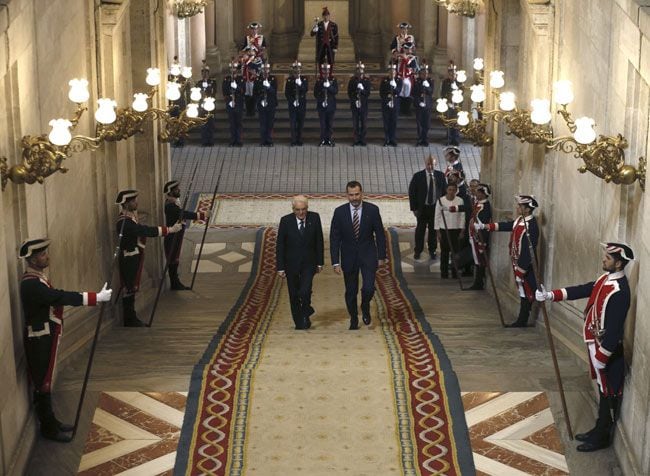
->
[190, 11, 206, 75]
[270, 0, 303, 60]
[242, 0, 264, 31]
[205, 0, 237, 72]
[204, 1, 216, 46]
[351, 0, 382, 61]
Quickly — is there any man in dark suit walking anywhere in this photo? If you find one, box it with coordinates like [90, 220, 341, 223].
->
[330, 181, 387, 330]
[409, 155, 446, 260]
[276, 196, 324, 330]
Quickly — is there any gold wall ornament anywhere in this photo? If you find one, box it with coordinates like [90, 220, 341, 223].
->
[437, 0, 484, 18]
[157, 108, 209, 143]
[170, 0, 209, 18]
[440, 113, 493, 146]
[500, 109, 554, 144]
[1, 136, 69, 190]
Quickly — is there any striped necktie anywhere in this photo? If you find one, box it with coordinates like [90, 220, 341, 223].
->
[352, 207, 360, 239]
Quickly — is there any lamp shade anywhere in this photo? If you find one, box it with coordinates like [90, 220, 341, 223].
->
[132, 93, 149, 112]
[202, 97, 216, 112]
[181, 66, 192, 79]
[451, 89, 464, 104]
[489, 71, 505, 89]
[166, 82, 182, 101]
[530, 99, 552, 125]
[553, 80, 574, 106]
[436, 98, 449, 113]
[48, 119, 73, 146]
[574, 117, 597, 144]
[190, 87, 202, 102]
[95, 98, 117, 124]
[146, 68, 161, 86]
[457, 111, 470, 126]
[169, 61, 181, 77]
[499, 92, 516, 111]
[473, 58, 484, 71]
[68, 78, 90, 103]
[455, 70, 467, 83]
[470, 84, 486, 103]
[186, 103, 199, 118]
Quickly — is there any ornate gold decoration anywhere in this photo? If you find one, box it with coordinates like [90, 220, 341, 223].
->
[440, 113, 493, 147]
[500, 110, 553, 144]
[157, 108, 209, 143]
[170, 0, 208, 18]
[437, 0, 484, 18]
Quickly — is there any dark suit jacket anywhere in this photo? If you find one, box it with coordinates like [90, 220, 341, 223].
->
[408, 169, 446, 211]
[330, 201, 386, 273]
[276, 211, 324, 273]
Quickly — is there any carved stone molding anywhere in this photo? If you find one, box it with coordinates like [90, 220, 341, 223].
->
[521, 0, 553, 36]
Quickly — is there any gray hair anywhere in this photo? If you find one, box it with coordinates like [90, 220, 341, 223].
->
[291, 195, 308, 208]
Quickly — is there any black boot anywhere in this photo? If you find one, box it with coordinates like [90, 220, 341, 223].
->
[577, 394, 615, 451]
[465, 266, 485, 290]
[123, 295, 145, 327]
[34, 393, 73, 443]
[506, 298, 531, 327]
[169, 263, 190, 290]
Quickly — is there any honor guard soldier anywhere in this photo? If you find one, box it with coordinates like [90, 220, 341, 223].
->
[475, 194, 539, 327]
[285, 60, 308, 146]
[466, 183, 492, 290]
[396, 41, 418, 115]
[440, 62, 462, 145]
[253, 62, 278, 147]
[164, 181, 207, 290]
[412, 63, 434, 146]
[241, 22, 267, 61]
[19, 238, 112, 441]
[116, 190, 182, 327]
[241, 45, 262, 116]
[536, 242, 634, 452]
[223, 60, 245, 146]
[347, 61, 372, 146]
[379, 64, 402, 146]
[311, 6, 339, 69]
[314, 63, 338, 146]
[390, 22, 415, 59]
[196, 61, 217, 146]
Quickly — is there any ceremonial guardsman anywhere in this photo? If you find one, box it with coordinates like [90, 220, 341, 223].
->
[222, 60, 245, 147]
[116, 190, 181, 327]
[241, 45, 262, 116]
[19, 238, 112, 441]
[379, 64, 402, 146]
[412, 63, 433, 146]
[241, 22, 267, 60]
[285, 60, 308, 146]
[444, 146, 468, 196]
[466, 183, 492, 290]
[536, 242, 633, 452]
[253, 62, 278, 147]
[314, 63, 338, 146]
[196, 62, 217, 146]
[311, 6, 339, 69]
[396, 41, 418, 115]
[475, 195, 539, 327]
[164, 180, 207, 290]
[440, 63, 461, 145]
[347, 61, 371, 146]
[390, 22, 415, 59]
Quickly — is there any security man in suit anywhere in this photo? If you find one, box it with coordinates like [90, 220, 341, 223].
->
[412, 64, 434, 146]
[222, 60, 245, 146]
[285, 60, 308, 146]
[276, 195, 325, 330]
[330, 181, 387, 330]
[196, 62, 217, 146]
[19, 238, 112, 441]
[314, 63, 338, 146]
[475, 194, 539, 327]
[536, 242, 633, 452]
[311, 6, 339, 69]
[116, 190, 182, 327]
[466, 183, 492, 290]
[347, 61, 372, 146]
[379, 64, 402, 146]
[253, 62, 278, 146]
[409, 155, 446, 260]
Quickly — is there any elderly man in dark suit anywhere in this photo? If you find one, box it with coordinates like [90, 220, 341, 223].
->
[330, 181, 386, 330]
[409, 154, 446, 260]
[276, 195, 324, 330]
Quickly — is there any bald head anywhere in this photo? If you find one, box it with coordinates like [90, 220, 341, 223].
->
[424, 155, 436, 173]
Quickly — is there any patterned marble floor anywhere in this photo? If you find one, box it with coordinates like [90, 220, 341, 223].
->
[78, 391, 567, 475]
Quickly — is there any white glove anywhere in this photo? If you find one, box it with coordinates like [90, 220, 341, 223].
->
[423, 80, 430, 88]
[295, 78, 302, 86]
[263, 79, 270, 88]
[473, 222, 485, 231]
[324, 80, 330, 88]
[390, 79, 397, 88]
[312, 25, 318, 33]
[230, 81, 237, 89]
[419, 101, 426, 107]
[535, 285, 553, 302]
[228, 100, 235, 108]
[96, 283, 112, 303]
[169, 222, 183, 234]
[593, 358, 606, 370]
[293, 99, 299, 107]
[357, 83, 364, 91]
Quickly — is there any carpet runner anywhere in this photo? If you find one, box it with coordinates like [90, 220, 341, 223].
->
[174, 227, 474, 475]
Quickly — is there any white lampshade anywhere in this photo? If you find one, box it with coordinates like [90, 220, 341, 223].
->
[489, 71, 505, 89]
[169, 61, 181, 77]
[190, 87, 202, 102]
[132, 93, 149, 112]
[499, 92, 516, 111]
[457, 111, 470, 126]
[470, 84, 486, 103]
[574, 117, 597, 144]
[436, 98, 449, 113]
[181, 66, 192, 79]
[68, 78, 90, 104]
[553, 80, 574, 106]
[48, 119, 73, 146]
[451, 89, 464, 104]
[455, 70, 467, 83]
[186, 103, 199, 118]
[202, 97, 216, 112]
[530, 99, 552, 125]
[473, 58, 484, 71]
[146, 68, 161, 86]
[166, 82, 181, 101]
[95, 98, 117, 125]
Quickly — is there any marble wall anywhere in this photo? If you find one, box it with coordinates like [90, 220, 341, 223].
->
[0, 0, 169, 473]
[484, 0, 649, 473]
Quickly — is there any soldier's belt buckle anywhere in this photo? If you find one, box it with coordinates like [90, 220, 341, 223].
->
[28, 322, 51, 338]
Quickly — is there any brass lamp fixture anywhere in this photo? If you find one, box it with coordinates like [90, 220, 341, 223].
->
[170, 0, 209, 18]
[437, 0, 484, 18]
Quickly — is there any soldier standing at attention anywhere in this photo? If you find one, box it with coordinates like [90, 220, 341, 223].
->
[285, 60, 308, 146]
[347, 61, 372, 146]
[380, 64, 402, 147]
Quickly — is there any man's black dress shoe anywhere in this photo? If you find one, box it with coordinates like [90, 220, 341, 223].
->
[349, 317, 359, 330]
[413, 252, 421, 260]
[576, 439, 610, 452]
[575, 429, 597, 442]
[41, 428, 73, 443]
[362, 313, 371, 325]
[505, 321, 528, 328]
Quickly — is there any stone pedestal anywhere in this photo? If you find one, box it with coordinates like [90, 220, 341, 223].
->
[298, 0, 355, 63]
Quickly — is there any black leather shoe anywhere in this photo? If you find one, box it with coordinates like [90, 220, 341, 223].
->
[57, 421, 74, 432]
[389, 141, 398, 147]
[575, 429, 597, 442]
[359, 142, 367, 146]
[464, 284, 484, 291]
[577, 439, 610, 452]
[362, 313, 371, 325]
[413, 252, 421, 260]
[41, 428, 74, 443]
[361, 302, 371, 325]
[429, 252, 437, 260]
[349, 317, 359, 330]
[297, 141, 303, 146]
[171, 282, 191, 291]
[328, 141, 335, 147]
[304, 318, 312, 329]
[505, 321, 528, 328]
[319, 141, 327, 147]
[383, 141, 390, 147]
[124, 317, 146, 327]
